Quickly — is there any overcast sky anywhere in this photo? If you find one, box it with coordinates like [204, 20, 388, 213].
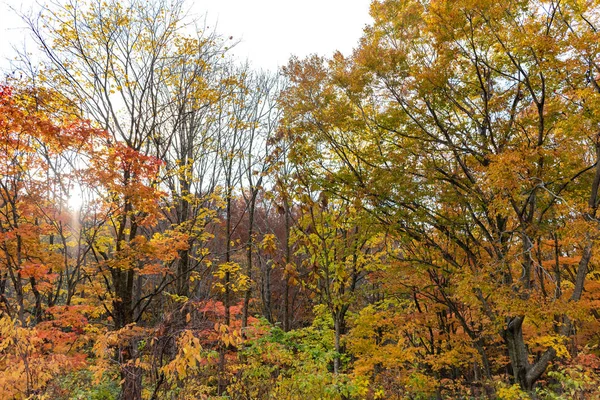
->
[0, 0, 372, 72]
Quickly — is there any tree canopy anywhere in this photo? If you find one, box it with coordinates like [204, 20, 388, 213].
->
[2, 0, 600, 399]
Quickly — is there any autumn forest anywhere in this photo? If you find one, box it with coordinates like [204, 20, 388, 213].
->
[2, 0, 600, 398]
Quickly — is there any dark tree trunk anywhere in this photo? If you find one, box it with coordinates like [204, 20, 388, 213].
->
[283, 197, 291, 331]
[120, 346, 143, 400]
[176, 176, 191, 297]
[242, 189, 258, 329]
[504, 316, 556, 391]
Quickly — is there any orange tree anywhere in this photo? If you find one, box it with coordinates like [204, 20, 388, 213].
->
[0, 83, 107, 398]
[0, 81, 192, 398]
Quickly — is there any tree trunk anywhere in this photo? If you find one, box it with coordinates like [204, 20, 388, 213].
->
[111, 254, 139, 400]
[176, 249, 190, 297]
[261, 259, 273, 323]
[242, 190, 257, 329]
[176, 176, 191, 297]
[120, 346, 142, 400]
[504, 316, 530, 389]
[334, 314, 342, 374]
[283, 197, 291, 331]
[219, 186, 233, 395]
[504, 316, 556, 391]
[29, 277, 42, 323]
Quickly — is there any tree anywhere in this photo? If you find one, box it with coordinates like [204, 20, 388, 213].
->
[0, 82, 112, 399]
[238, 70, 282, 329]
[22, 1, 233, 397]
[292, 189, 386, 374]
[281, 0, 600, 394]
[0, 84, 99, 324]
[159, 29, 233, 299]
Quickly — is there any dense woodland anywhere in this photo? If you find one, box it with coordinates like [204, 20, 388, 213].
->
[2, 0, 600, 398]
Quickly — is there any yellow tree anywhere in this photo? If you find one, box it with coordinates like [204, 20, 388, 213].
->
[291, 180, 387, 375]
[282, 0, 600, 395]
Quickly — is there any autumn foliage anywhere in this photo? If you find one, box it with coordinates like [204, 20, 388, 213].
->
[3, 0, 600, 399]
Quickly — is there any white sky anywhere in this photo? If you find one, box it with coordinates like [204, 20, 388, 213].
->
[0, 0, 373, 72]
